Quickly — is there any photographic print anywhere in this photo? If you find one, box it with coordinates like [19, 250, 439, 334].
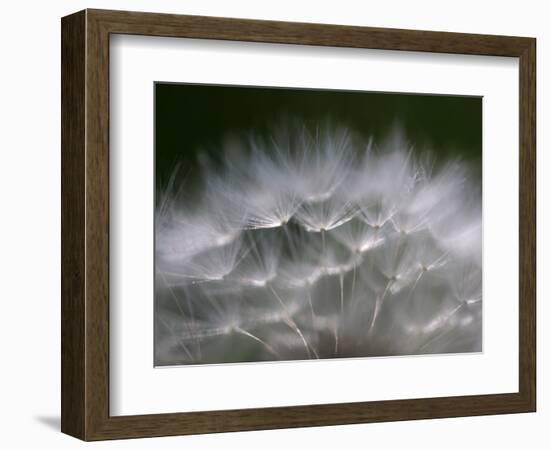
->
[154, 84, 482, 366]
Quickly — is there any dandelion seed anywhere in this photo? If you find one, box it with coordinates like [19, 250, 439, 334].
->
[294, 197, 357, 232]
[159, 238, 244, 286]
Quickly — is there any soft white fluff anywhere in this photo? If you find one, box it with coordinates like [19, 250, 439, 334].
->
[155, 122, 482, 365]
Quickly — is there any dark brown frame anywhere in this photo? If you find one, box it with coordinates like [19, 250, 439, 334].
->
[61, 8, 536, 441]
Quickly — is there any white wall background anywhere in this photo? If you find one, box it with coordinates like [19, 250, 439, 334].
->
[0, 1, 546, 448]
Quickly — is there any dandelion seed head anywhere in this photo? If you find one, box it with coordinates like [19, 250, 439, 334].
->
[155, 120, 482, 365]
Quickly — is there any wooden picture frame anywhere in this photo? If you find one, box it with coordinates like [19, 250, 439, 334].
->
[61, 8, 536, 441]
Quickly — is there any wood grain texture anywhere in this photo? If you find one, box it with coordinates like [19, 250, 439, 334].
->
[61, 8, 537, 441]
[61, 10, 86, 439]
[518, 39, 536, 409]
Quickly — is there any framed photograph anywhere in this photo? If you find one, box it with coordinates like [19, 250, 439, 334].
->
[61, 9, 536, 440]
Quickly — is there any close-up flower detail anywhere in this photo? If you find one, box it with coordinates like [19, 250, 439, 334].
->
[155, 123, 482, 366]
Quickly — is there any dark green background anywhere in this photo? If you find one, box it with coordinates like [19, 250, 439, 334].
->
[155, 83, 482, 191]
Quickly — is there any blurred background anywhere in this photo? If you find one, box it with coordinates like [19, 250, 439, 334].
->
[155, 83, 482, 191]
